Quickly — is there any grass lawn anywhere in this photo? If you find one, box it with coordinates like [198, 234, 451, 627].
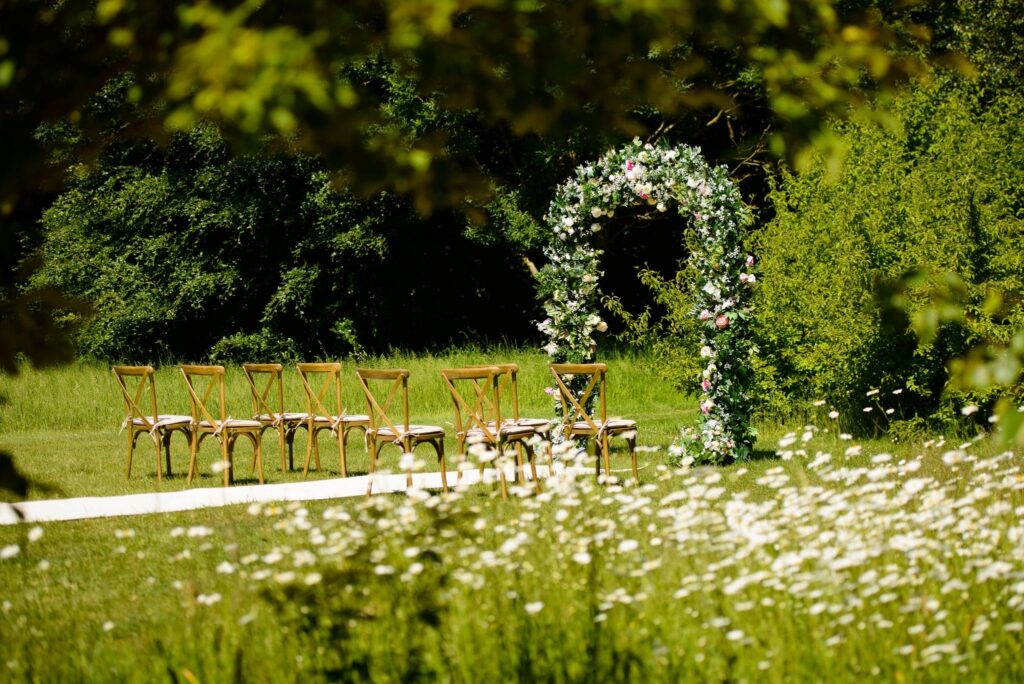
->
[2, 349, 1023, 681]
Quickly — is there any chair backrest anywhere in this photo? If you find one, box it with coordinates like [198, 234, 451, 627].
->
[112, 365, 159, 429]
[468, 363, 523, 420]
[296, 362, 343, 419]
[179, 365, 228, 428]
[242, 363, 285, 418]
[354, 368, 411, 434]
[441, 367, 501, 441]
[549, 363, 608, 435]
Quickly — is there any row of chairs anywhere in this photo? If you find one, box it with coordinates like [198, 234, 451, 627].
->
[113, 362, 639, 495]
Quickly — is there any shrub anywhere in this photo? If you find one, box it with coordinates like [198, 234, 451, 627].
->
[752, 76, 1024, 422]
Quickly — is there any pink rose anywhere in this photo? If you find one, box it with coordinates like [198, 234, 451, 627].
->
[626, 160, 634, 170]
[715, 314, 729, 329]
[699, 310, 711, 321]
[702, 379, 711, 391]
[746, 255, 755, 267]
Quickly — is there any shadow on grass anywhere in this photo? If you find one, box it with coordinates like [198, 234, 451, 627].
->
[745, 448, 779, 463]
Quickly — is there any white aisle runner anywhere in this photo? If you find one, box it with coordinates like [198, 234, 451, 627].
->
[0, 466, 552, 525]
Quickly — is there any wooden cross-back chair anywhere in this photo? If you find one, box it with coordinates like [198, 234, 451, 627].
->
[180, 365, 264, 486]
[550, 363, 639, 482]
[441, 367, 540, 499]
[296, 362, 369, 478]
[112, 365, 192, 482]
[242, 363, 309, 473]
[468, 363, 552, 436]
[355, 368, 447, 495]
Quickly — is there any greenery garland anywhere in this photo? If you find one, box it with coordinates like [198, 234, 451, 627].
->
[537, 139, 756, 463]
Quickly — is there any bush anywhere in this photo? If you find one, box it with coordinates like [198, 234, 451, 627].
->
[30, 125, 539, 362]
[752, 76, 1024, 422]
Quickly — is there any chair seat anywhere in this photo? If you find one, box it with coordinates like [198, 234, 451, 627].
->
[310, 414, 370, 425]
[486, 418, 551, 433]
[468, 424, 536, 440]
[197, 418, 263, 430]
[254, 412, 309, 423]
[570, 418, 637, 435]
[375, 424, 445, 440]
[132, 414, 192, 429]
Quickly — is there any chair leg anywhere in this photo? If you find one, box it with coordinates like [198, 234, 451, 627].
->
[253, 433, 264, 485]
[286, 427, 297, 471]
[164, 432, 173, 476]
[222, 437, 231, 487]
[404, 437, 414, 489]
[366, 439, 377, 496]
[515, 442, 526, 485]
[602, 433, 611, 479]
[338, 427, 348, 478]
[627, 436, 638, 483]
[279, 426, 287, 473]
[514, 443, 524, 485]
[525, 441, 540, 494]
[187, 432, 199, 484]
[313, 430, 322, 473]
[125, 428, 136, 480]
[303, 427, 315, 477]
[435, 438, 448, 495]
[154, 433, 162, 484]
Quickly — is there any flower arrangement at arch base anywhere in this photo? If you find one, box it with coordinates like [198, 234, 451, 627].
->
[538, 138, 758, 465]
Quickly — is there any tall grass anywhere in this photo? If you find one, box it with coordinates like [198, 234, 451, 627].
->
[3, 349, 1022, 681]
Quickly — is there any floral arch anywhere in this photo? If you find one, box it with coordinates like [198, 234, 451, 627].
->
[536, 139, 757, 462]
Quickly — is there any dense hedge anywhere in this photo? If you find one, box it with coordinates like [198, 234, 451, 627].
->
[752, 77, 1024, 423]
[31, 125, 539, 362]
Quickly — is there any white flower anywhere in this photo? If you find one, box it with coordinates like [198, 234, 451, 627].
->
[591, 207, 603, 217]
[961, 404, 979, 416]
[27, 527, 43, 543]
[216, 561, 236, 574]
[700, 346, 713, 358]
[572, 551, 593, 565]
[525, 601, 545, 614]
[617, 539, 639, 553]
[828, 410, 839, 419]
[1, 544, 20, 560]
